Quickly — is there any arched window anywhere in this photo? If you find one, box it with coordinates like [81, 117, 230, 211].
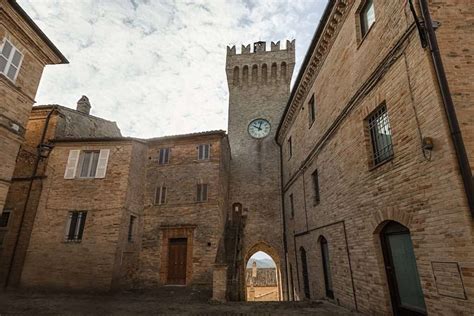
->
[251, 64, 258, 84]
[281, 62, 287, 81]
[233, 66, 239, 85]
[320, 236, 334, 299]
[261, 64, 268, 84]
[381, 221, 426, 315]
[243, 65, 249, 85]
[300, 247, 310, 299]
[271, 62, 277, 80]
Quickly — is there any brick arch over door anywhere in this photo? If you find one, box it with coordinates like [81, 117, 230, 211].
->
[243, 241, 282, 301]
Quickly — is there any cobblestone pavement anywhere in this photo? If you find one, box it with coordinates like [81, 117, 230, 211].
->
[0, 287, 360, 315]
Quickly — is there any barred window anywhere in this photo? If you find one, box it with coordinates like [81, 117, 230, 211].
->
[0, 210, 12, 246]
[289, 194, 295, 218]
[155, 186, 167, 205]
[197, 183, 208, 202]
[79, 151, 100, 178]
[198, 144, 210, 160]
[65, 211, 87, 242]
[360, 0, 375, 38]
[0, 39, 23, 82]
[128, 215, 136, 242]
[367, 104, 393, 166]
[308, 94, 316, 126]
[312, 170, 320, 205]
[159, 148, 170, 165]
[288, 137, 293, 159]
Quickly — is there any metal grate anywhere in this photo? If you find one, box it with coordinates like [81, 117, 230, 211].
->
[368, 105, 393, 166]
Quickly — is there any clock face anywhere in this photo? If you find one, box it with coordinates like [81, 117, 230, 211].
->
[248, 118, 271, 139]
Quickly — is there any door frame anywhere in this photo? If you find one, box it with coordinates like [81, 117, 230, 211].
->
[380, 222, 427, 316]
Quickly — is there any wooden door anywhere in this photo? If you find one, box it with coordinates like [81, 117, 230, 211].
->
[167, 238, 187, 285]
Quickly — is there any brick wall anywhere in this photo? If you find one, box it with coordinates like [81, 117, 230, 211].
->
[279, 1, 474, 315]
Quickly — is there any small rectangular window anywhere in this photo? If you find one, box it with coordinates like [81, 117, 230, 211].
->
[197, 183, 208, 202]
[79, 151, 100, 178]
[289, 194, 295, 219]
[198, 144, 210, 160]
[312, 170, 320, 205]
[155, 186, 167, 205]
[288, 137, 293, 159]
[0, 39, 23, 82]
[159, 148, 170, 165]
[360, 0, 375, 38]
[308, 94, 316, 126]
[65, 211, 87, 242]
[367, 104, 393, 166]
[128, 215, 136, 242]
[0, 210, 12, 246]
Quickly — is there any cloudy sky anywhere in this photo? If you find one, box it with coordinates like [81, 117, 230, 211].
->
[19, 0, 327, 138]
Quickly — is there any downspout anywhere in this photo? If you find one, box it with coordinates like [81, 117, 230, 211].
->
[5, 106, 57, 287]
[279, 142, 290, 300]
[418, 0, 474, 216]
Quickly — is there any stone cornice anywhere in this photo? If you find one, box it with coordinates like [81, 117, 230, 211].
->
[276, 0, 353, 144]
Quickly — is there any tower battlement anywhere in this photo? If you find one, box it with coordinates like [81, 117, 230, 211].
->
[227, 40, 295, 56]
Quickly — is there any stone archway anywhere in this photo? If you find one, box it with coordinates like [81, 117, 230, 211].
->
[243, 242, 282, 301]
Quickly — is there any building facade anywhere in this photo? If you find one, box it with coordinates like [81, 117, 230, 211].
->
[277, 1, 474, 315]
[0, 0, 67, 215]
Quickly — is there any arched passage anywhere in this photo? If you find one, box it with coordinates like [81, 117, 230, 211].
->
[243, 242, 282, 301]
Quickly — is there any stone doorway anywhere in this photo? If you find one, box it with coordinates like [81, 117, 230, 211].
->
[244, 243, 282, 301]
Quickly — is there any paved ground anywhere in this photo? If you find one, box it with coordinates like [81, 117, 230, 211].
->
[0, 287, 359, 315]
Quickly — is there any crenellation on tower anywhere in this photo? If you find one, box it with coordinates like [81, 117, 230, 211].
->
[226, 40, 295, 89]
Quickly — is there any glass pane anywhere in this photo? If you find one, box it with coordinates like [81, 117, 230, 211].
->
[322, 242, 333, 291]
[388, 233, 426, 312]
[89, 152, 99, 177]
[11, 50, 22, 67]
[0, 56, 7, 72]
[366, 1, 375, 28]
[1, 41, 12, 58]
[6, 65, 17, 80]
[80, 153, 92, 177]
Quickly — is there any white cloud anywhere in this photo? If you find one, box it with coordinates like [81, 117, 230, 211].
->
[18, 0, 328, 138]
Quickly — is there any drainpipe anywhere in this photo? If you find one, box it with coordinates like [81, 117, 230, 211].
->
[5, 106, 57, 287]
[417, 0, 474, 216]
[279, 143, 290, 300]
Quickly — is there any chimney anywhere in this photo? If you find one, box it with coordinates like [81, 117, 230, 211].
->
[76, 95, 91, 115]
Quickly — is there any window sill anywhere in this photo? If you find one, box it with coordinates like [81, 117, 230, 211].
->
[63, 240, 82, 244]
[357, 22, 376, 49]
[369, 155, 394, 171]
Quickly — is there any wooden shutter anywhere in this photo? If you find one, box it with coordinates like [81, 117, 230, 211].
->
[95, 149, 110, 178]
[64, 150, 80, 179]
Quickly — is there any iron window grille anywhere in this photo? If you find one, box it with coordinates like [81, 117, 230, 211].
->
[155, 186, 167, 205]
[308, 94, 316, 126]
[79, 151, 100, 178]
[360, 0, 375, 38]
[65, 211, 87, 242]
[289, 194, 295, 218]
[197, 183, 208, 202]
[312, 170, 320, 205]
[128, 215, 136, 242]
[159, 148, 170, 165]
[0, 210, 12, 247]
[368, 104, 394, 166]
[0, 39, 23, 83]
[198, 144, 210, 160]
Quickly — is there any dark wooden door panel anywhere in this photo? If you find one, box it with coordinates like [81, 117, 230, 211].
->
[167, 238, 187, 285]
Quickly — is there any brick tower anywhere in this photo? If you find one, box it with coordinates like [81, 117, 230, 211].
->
[225, 40, 295, 300]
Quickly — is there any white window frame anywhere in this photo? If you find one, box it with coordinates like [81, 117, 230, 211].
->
[64, 211, 87, 242]
[78, 151, 100, 178]
[128, 215, 137, 242]
[0, 38, 24, 83]
[196, 183, 208, 202]
[159, 148, 170, 165]
[155, 186, 167, 205]
[197, 144, 210, 160]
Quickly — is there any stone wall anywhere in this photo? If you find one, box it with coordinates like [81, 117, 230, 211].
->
[278, 1, 474, 315]
[226, 41, 295, 299]
[0, 0, 65, 214]
[138, 132, 230, 288]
